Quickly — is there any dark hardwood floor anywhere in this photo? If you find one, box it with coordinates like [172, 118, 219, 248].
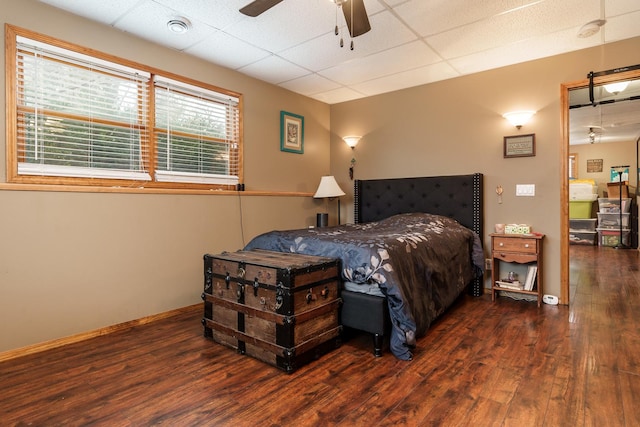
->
[1, 245, 639, 426]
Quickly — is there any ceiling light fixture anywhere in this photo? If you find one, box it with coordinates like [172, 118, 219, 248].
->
[577, 19, 606, 38]
[603, 81, 629, 94]
[167, 18, 191, 34]
[503, 111, 536, 129]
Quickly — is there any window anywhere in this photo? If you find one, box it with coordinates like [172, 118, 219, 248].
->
[569, 153, 578, 179]
[6, 25, 242, 190]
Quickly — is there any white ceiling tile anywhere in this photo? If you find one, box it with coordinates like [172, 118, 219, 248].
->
[310, 86, 367, 104]
[605, 0, 640, 16]
[449, 26, 601, 76]
[351, 61, 460, 96]
[426, 0, 600, 59]
[223, 0, 338, 53]
[113, 1, 219, 51]
[239, 55, 310, 84]
[394, 0, 540, 37]
[319, 41, 442, 85]
[152, 0, 249, 30]
[39, 0, 141, 25]
[280, 9, 417, 72]
[279, 73, 342, 96]
[604, 11, 640, 43]
[185, 32, 271, 70]
[36, 0, 640, 104]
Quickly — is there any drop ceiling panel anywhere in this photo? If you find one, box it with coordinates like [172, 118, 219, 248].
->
[37, 0, 640, 109]
[395, 0, 538, 37]
[279, 10, 416, 72]
[114, 1, 219, 51]
[153, 0, 248, 30]
[427, 0, 601, 60]
[319, 40, 443, 86]
[606, 0, 640, 16]
[238, 55, 310, 84]
[223, 0, 338, 53]
[279, 73, 342, 96]
[312, 86, 368, 105]
[38, 0, 141, 25]
[185, 32, 271, 70]
[351, 61, 460, 97]
[604, 11, 640, 42]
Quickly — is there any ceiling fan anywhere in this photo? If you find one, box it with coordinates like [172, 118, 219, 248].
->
[240, 0, 371, 38]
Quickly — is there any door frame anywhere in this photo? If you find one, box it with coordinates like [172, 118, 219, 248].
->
[560, 68, 640, 304]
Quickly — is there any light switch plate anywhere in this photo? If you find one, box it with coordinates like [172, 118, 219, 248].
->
[516, 184, 535, 196]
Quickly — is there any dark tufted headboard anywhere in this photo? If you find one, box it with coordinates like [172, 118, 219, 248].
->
[354, 173, 484, 296]
[354, 173, 483, 238]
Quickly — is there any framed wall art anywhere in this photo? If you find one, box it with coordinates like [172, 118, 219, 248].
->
[280, 111, 304, 154]
[586, 158, 603, 173]
[504, 134, 535, 158]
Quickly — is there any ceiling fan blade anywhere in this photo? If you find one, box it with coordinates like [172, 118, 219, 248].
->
[240, 0, 284, 17]
[341, 0, 371, 38]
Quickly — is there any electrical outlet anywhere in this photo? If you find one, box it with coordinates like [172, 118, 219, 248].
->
[485, 258, 492, 271]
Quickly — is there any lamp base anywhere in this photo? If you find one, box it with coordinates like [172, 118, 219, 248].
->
[316, 213, 329, 228]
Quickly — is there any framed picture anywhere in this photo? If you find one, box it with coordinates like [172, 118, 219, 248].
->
[280, 111, 304, 154]
[586, 159, 603, 173]
[504, 134, 535, 158]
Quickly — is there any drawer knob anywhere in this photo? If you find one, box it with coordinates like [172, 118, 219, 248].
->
[499, 242, 504, 247]
[525, 244, 529, 248]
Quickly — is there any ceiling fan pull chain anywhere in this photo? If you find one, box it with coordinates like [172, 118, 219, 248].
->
[350, 0, 354, 50]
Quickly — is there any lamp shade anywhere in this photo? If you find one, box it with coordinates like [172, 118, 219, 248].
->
[313, 176, 345, 198]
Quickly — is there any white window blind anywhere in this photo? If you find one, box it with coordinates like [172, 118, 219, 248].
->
[154, 76, 240, 186]
[15, 36, 152, 181]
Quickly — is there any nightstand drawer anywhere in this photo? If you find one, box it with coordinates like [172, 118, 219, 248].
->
[492, 251, 537, 264]
[493, 237, 538, 254]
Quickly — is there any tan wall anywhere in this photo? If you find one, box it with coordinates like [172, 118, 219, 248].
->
[0, 0, 330, 353]
[3, 0, 640, 354]
[330, 36, 640, 299]
[571, 141, 636, 196]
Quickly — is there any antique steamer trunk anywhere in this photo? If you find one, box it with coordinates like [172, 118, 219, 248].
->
[202, 249, 342, 373]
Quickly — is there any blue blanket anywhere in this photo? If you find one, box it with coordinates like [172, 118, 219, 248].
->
[244, 213, 484, 360]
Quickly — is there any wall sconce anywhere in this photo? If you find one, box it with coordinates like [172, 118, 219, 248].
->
[313, 176, 346, 226]
[503, 111, 536, 129]
[343, 136, 361, 180]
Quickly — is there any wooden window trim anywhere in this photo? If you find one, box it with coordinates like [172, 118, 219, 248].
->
[5, 24, 244, 192]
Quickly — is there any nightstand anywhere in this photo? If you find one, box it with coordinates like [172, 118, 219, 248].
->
[490, 233, 545, 307]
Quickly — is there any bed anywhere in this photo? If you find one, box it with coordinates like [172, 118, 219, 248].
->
[244, 173, 484, 360]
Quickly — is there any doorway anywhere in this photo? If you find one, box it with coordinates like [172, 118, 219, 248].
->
[561, 69, 640, 304]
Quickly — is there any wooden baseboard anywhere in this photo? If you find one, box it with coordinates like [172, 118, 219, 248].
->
[0, 304, 201, 363]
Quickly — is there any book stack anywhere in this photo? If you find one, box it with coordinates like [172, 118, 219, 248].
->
[495, 266, 538, 292]
[524, 265, 538, 291]
[495, 280, 524, 290]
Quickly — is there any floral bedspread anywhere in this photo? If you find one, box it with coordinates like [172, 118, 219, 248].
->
[243, 212, 484, 360]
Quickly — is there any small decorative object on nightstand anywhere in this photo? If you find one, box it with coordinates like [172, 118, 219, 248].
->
[490, 233, 545, 307]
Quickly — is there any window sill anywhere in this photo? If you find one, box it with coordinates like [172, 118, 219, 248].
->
[0, 182, 313, 197]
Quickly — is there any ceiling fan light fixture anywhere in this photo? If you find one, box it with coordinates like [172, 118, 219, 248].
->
[577, 19, 606, 38]
[167, 18, 191, 34]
